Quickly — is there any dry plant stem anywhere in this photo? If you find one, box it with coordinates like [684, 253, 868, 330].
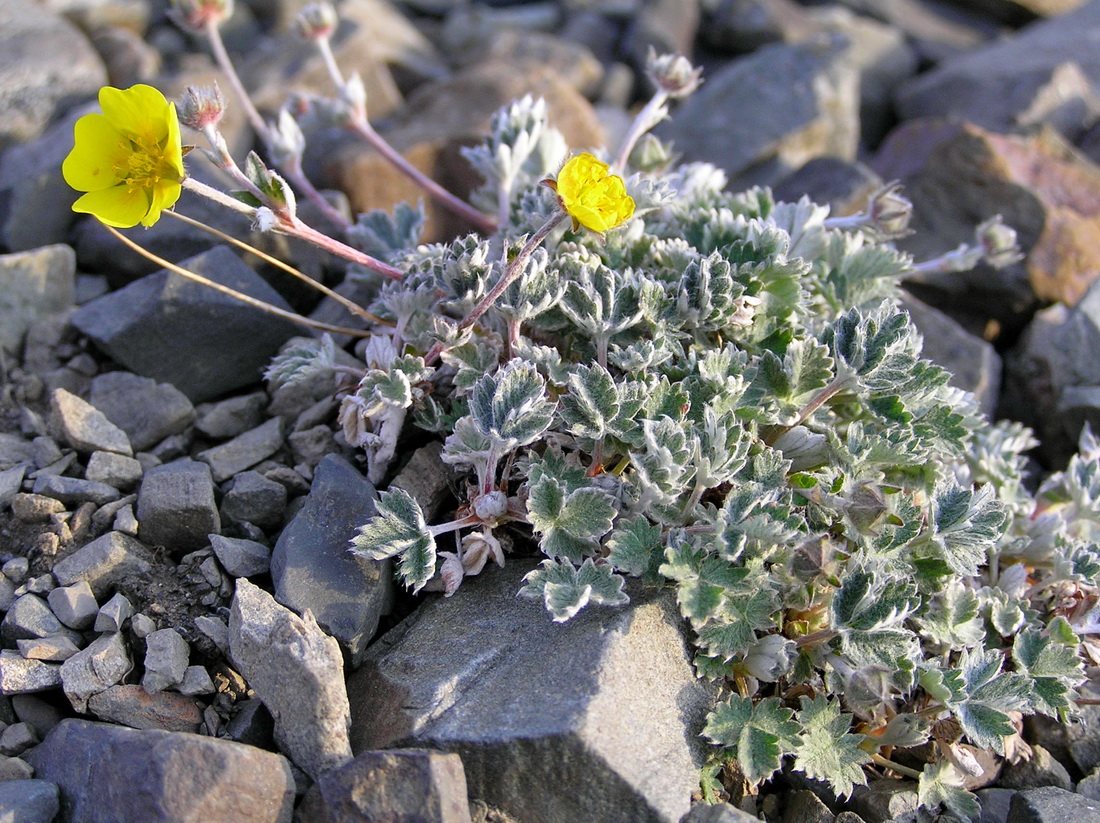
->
[164, 210, 390, 326]
[823, 214, 868, 231]
[347, 118, 497, 234]
[181, 177, 402, 278]
[203, 20, 351, 232]
[102, 223, 373, 338]
[871, 753, 923, 780]
[613, 89, 669, 174]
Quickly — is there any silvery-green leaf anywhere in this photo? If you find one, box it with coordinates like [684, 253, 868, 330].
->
[519, 557, 628, 622]
[918, 759, 980, 821]
[703, 695, 800, 786]
[350, 487, 435, 593]
[795, 695, 870, 799]
[605, 516, 664, 580]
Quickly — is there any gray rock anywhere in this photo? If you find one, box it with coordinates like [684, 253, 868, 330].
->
[0, 652, 61, 695]
[26, 718, 296, 823]
[681, 802, 762, 822]
[658, 36, 858, 191]
[0, 757, 34, 782]
[137, 459, 220, 555]
[1008, 786, 1100, 822]
[86, 685, 203, 733]
[828, 0, 995, 64]
[196, 417, 284, 484]
[112, 503, 139, 537]
[10, 493, 63, 524]
[93, 593, 133, 634]
[0, 466, 26, 509]
[210, 535, 271, 579]
[286, 425, 338, 470]
[225, 697, 274, 749]
[31, 474, 119, 508]
[59, 632, 131, 713]
[48, 388, 131, 457]
[84, 451, 143, 490]
[141, 629, 189, 694]
[895, 3, 1100, 140]
[130, 613, 156, 639]
[16, 636, 81, 663]
[348, 562, 714, 823]
[833, 815, 868, 823]
[978, 787, 1017, 823]
[0, 579, 16, 614]
[390, 440, 456, 521]
[0, 722, 37, 757]
[0, 780, 59, 823]
[221, 470, 287, 531]
[177, 666, 215, 697]
[88, 372, 196, 453]
[271, 454, 390, 666]
[774, 157, 884, 218]
[1, 595, 79, 645]
[625, 0, 701, 66]
[228, 578, 352, 781]
[701, 0, 819, 54]
[11, 695, 62, 738]
[3, 558, 29, 585]
[782, 789, 835, 823]
[849, 779, 920, 823]
[52, 532, 155, 600]
[0, 0, 106, 146]
[195, 391, 267, 440]
[71, 245, 304, 403]
[0, 246, 75, 357]
[1078, 767, 1100, 801]
[194, 615, 229, 655]
[0, 435, 36, 472]
[901, 292, 1002, 418]
[999, 745, 1074, 791]
[297, 748, 472, 823]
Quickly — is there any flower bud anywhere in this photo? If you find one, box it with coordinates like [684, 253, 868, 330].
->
[976, 214, 1024, 269]
[295, 1, 338, 40]
[178, 83, 226, 131]
[741, 634, 793, 682]
[340, 72, 367, 120]
[267, 108, 306, 167]
[169, 0, 234, 31]
[645, 49, 703, 99]
[866, 180, 913, 239]
[460, 530, 505, 576]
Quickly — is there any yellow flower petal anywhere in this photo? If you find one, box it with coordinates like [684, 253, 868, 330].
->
[554, 152, 635, 234]
[72, 186, 152, 229]
[165, 103, 186, 179]
[62, 113, 126, 193]
[99, 84, 172, 142]
[143, 178, 183, 227]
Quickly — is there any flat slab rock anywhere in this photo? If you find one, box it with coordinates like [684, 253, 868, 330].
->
[26, 718, 295, 823]
[347, 561, 714, 823]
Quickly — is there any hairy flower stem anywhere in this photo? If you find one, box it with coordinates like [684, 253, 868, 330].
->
[428, 514, 483, 538]
[613, 88, 669, 174]
[348, 119, 497, 233]
[102, 223, 372, 338]
[765, 376, 850, 446]
[181, 177, 402, 278]
[203, 20, 351, 231]
[164, 210, 388, 325]
[871, 753, 923, 780]
[426, 211, 567, 364]
[910, 245, 980, 275]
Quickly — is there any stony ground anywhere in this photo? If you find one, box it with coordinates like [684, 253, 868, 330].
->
[5, 0, 1100, 821]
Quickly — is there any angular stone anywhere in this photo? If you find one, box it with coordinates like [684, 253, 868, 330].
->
[32, 474, 119, 509]
[781, 789, 835, 823]
[901, 292, 1001, 417]
[26, 719, 295, 823]
[86, 685, 202, 734]
[196, 418, 284, 484]
[895, 2, 1100, 139]
[390, 441, 456, 522]
[0, 722, 37, 756]
[228, 578, 352, 781]
[348, 562, 714, 823]
[84, 451, 143, 490]
[136, 459, 220, 555]
[94, 593, 133, 634]
[0, 245, 75, 356]
[48, 388, 131, 457]
[221, 470, 287, 531]
[0, 779, 59, 823]
[12, 694, 61, 738]
[60, 632, 131, 713]
[10, 493, 64, 523]
[71, 245, 303, 403]
[977, 787, 1016, 823]
[0, 757, 34, 782]
[210, 535, 271, 579]
[87, 371, 196, 453]
[178, 666, 215, 697]
[51, 531, 156, 599]
[999, 744, 1073, 791]
[0, 0, 106, 146]
[625, 0, 701, 65]
[850, 779, 920, 823]
[16, 636, 80, 663]
[1, 595, 79, 645]
[0, 466, 25, 509]
[3, 558, 28, 584]
[0, 652, 61, 695]
[297, 749, 472, 823]
[141, 629, 189, 694]
[271, 454, 390, 666]
[682, 803, 761, 822]
[225, 697, 274, 749]
[194, 615, 229, 655]
[658, 37, 859, 191]
[1008, 786, 1100, 823]
[195, 391, 266, 440]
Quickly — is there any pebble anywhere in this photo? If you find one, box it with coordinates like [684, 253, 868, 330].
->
[87, 372, 197, 454]
[0, 245, 75, 362]
[59, 632, 132, 713]
[228, 578, 353, 781]
[196, 418, 284, 484]
[0, 779, 59, 823]
[0, 722, 37, 757]
[48, 388, 132, 457]
[10, 494, 64, 524]
[0, 651, 62, 695]
[0, 466, 26, 509]
[31, 474, 120, 508]
[130, 613, 157, 640]
[51, 531, 155, 600]
[1000, 744, 1075, 792]
[220, 470, 287, 531]
[113, 504, 139, 536]
[93, 593, 133, 634]
[2, 558, 28, 585]
[141, 629, 190, 694]
[210, 535, 271, 579]
[193, 615, 229, 655]
[1, 595, 80, 645]
[177, 666, 215, 697]
[84, 451, 144, 490]
[16, 637, 81, 663]
[194, 392, 267, 440]
[136, 459, 220, 555]
[10, 695, 60, 738]
[86, 685, 202, 734]
[1008, 786, 1100, 822]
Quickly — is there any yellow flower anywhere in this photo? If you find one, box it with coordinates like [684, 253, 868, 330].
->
[551, 152, 635, 234]
[63, 84, 186, 228]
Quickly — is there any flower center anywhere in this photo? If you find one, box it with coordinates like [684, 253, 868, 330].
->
[114, 134, 177, 193]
